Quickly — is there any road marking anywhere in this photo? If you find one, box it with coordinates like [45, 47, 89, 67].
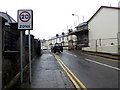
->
[57, 55, 87, 89]
[54, 54, 87, 90]
[43, 53, 52, 57]
[48, 54, 53, 57]
[54, 54, 80, 90]
[85, 59, 120, 71]
[81, 53, 120, 62]
[65, 52, 77, 57]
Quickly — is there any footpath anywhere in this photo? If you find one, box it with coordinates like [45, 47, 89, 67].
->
[15, 51, 74, 89]
[79, 50, 119, 60]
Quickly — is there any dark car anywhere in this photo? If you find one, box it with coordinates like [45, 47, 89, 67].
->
[51, 43, 63, 53]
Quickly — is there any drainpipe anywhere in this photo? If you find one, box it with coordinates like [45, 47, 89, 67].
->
[95, 40, 97, 52]
[117, 32, 120, 55]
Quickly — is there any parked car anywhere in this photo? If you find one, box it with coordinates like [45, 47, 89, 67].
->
[51, 43, 63, 53]
[42, 46, 47, 50]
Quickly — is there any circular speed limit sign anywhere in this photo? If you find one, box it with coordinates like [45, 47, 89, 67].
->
[18, 9, 33, 30]
[19, 11, 31, 22]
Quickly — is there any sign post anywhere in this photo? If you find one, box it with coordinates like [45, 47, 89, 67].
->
[18, 9, 33, 84]
[28, 30, 31, 83]
[20, 31, 23, 83]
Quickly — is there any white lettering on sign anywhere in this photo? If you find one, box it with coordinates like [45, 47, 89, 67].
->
[18, 10, 33, 30]
[20, 25, 30, 28]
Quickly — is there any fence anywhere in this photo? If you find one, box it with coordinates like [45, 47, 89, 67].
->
[4, 30, 19, 51]
[82, 38, 119, 54]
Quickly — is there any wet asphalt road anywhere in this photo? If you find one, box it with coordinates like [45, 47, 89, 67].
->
[57, 50, 120, 89]
[16, 50, 119, 89]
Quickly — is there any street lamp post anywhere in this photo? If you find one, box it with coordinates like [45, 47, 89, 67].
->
[72, 14, 79, 25]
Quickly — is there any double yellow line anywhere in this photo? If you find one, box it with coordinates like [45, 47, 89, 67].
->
[54, 54, 87, 90]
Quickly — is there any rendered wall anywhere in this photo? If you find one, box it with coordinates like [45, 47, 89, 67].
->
[83, 8, 119, 54]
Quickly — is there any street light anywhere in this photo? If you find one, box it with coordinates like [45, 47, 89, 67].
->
[72, 14, 79, 25]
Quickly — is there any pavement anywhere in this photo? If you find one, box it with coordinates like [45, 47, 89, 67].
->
[79, 51, 119, 60]
[15, 50, 74, 89]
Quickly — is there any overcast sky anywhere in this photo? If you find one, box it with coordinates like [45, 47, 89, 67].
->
[0, 0, 119, 40]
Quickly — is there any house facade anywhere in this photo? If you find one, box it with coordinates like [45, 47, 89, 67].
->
[69, 22, 89, 50]
[42, 33, 77, 50]
[82, 6, 120, 54]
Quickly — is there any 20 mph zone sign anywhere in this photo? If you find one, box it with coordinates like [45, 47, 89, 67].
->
[18, 10, 33, 30]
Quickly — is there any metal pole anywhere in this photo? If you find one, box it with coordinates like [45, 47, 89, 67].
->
[96, 40, 97, 52]
[83, 16, 84, 22]
[72, 14, 79, 25]
[74, 15, 79, 25]
[77, 15, 79, 24]
[28, 30, 31, 83]
[20, 31, 23, 83]
[118, 36, 120, 55]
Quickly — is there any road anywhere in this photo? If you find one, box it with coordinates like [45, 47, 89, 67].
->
[15, 50, 119, 89]
[53, 50, 119, 89]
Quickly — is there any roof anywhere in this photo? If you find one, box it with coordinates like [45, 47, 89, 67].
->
[0, 12, 16, 25]
[0, 16, 7, 22]
[69, 28, 88, 35]
[75, 22, 87, 28]
[49, 33, 68, 40]
[87, 6, 120, 23]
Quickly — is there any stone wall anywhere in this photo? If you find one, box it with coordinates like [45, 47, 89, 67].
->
[0, 16, 3, 90]
[2, 23, 41, 88]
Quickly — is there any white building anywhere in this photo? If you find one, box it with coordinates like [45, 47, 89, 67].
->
[42, 33, 77, 50]
[83, 6, 120, 54]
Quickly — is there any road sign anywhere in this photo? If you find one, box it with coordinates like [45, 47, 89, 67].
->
[18, 9, 33, 30]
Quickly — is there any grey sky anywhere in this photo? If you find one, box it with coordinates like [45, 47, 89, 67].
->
[0, 0, 119, 39]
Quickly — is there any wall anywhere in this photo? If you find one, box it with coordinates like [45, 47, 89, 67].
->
[83, 45, 118, 54]
[2, 24, 20, 87]
[89, 8, 118, 40]
[83, 8, 119, 54]
[0, 17, 2, 90]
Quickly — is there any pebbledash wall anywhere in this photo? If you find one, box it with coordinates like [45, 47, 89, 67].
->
[82, 6, 120, 54]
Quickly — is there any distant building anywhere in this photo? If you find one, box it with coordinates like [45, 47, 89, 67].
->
[83, 6, 120, 54]
[43, 33, 77, 50]
[69, 22, 89, 50]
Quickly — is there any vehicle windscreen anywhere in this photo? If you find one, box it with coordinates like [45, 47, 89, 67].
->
[55, 44, 61, 46]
